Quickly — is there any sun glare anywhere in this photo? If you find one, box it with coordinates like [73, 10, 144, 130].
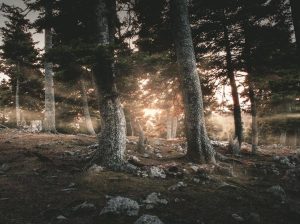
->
[143, 108, 161, 118]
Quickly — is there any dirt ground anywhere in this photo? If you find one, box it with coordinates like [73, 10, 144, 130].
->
[0, 129, 299, 224]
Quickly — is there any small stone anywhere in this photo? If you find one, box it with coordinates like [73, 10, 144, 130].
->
[56, 215, 67, 220]
[156, 153, 163, 158]
[143, 192, 168, 205]
[88, 164, 104, 174]
[190, 165, 199, 172]
[145, 204, 154, 210]
[0, 163, 9, 172]
[168, 182, 187, 191]
[193, 178, 200, 183]
[266, 185, 286, 202]
[143, 153, 150, 158]
[149, 166, 166, 179]
[232, 213, 244, 222]
[134, 214, 164, 224]
[100, 196, 139, 216]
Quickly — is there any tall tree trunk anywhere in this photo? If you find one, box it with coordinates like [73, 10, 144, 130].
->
[243, 23, 258, 154]
[166, 114, 172, 140]
[222, 12, 243, 152]
[43, 2, 56, 132]
[15, 76, 20, 127]
[172, 116, 178, 138]
[136, 119, 145, 152]
[92, 0, 127, 169]
[290, 0, 300, 56]
[170, 0, 215, 164]
[80, 79, 96, 135]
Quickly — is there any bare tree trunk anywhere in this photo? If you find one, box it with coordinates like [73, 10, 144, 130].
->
[92, 0, 128, 170]
[15, 77, 20, 127]
[172, 116, 178, 138]
[166, 115, 172, 140]
[43, 4, 56, 133]
[222, 12, 243, 152]
[170, 0, 215, 164]
[280, 131, 287, 145]
[290, 0, 300, 56]
[136, 119, 145, 152]
[80, 79, 96, 135]
[243, 22, 258, 154]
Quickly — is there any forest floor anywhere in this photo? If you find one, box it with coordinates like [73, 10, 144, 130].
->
[0, 129, 299, 224]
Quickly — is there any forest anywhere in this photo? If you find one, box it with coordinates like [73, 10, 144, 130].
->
[0, 0, 299, 223]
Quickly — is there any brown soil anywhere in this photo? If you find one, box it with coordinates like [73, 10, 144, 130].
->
[0, 129, 299, 224]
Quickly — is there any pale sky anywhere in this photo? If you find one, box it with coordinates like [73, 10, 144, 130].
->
[0, 0, 44, 81]
[0, 0, 44, 49]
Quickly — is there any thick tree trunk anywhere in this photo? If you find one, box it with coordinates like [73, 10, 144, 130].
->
[243, 23, 258, 154]
[170, 0, 215, 163]
[43, 26, 56, 132]
[80, 79, 96, 135]
[222, 14, 243, 152]
[92, 0, 127, 169]
[15, 77, 20, 127]
[290, 0, 300, 56]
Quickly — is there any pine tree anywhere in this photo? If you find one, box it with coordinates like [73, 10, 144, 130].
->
[0, 4, 39, 127]
[170, 0, 215, 163]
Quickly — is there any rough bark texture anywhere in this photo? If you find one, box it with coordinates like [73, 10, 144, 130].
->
[243, 23, 258, 154]
[43, 5, 56, 133]
[92, 0, 127, 169]
[290, 0, 300, 56]
[15, 77, 20, 127]
[170, 0, 215, 163]
[222, 13, 243, 151]
[80, 79, 96, 135]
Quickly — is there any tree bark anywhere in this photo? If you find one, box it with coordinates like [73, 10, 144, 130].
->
[166, 114, 172, 140]
[136, 119, 145, 152]
[43, 3, 56, 133]
[222, 12, 243, 151]
[171, 116, 178, 138]
[170, 0, 215, 163]
[92, 0, 127, 169]
[15, 76, 20, 127]
[290, 0, 300, 56]
[80, 79, 96, 135]
[243, 23, 258, 154]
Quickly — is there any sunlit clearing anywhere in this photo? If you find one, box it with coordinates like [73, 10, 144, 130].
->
[143, 108, 162, 118]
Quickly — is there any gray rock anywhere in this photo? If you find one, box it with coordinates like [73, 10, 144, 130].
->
[143, 153, 150, 158]
[56, 215, 68, 220]
[168, 181, 187, 191]
[232, 213, 244, 222]
[134, 214, 164, 224]
[149, 166, 166, 179]
[0, 163, 10, 172]
[266, 185, 286, 202]
[143, 192, 168, 205]
[100, 196, 139, 216]
[88, 164, 104, 174]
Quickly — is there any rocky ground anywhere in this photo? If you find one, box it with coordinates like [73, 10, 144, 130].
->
[0, 129, 300, 224]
